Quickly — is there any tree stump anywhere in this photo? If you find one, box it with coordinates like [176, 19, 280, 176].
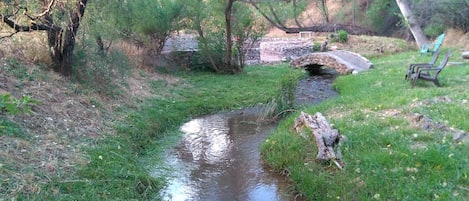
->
[293, 111, 346, 169]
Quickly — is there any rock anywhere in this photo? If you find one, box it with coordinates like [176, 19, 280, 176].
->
[462, 51, 469, 60]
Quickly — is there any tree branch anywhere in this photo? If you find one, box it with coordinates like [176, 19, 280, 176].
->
[0, 13, 60, 32]
[0, 30, 19, 40]
[249, 1, 288, 31]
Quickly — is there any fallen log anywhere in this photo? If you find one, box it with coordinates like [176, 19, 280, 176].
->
[294, 111, 346, 169]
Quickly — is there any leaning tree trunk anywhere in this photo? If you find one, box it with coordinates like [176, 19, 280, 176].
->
[396, 0, 430, 48]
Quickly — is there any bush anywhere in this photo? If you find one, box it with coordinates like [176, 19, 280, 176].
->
[329, 30, 348, 43]
[338, 30, 348, 43]
[313, 42, 321, 52]
[72, 47, 132, 97]
[424, 23, 445, 38]
[0, 94, 38, 115]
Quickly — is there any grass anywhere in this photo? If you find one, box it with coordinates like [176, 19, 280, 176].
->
[261, 49, 469, 200]
[15, 64, 304, 200]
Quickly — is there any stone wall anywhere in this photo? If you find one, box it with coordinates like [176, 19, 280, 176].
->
[161, 35, 315, 66]
[242, 38, 315, 65]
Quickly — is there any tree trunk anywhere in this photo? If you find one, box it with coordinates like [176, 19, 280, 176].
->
[396, 0, 430, 48]
[225, 0, 235, 72]
[45, 0, 87, 77]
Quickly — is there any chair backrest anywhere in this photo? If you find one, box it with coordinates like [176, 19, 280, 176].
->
[434, 50, 451, 76]
[429, 49, 440, 65]
[432, 33, 445, 52]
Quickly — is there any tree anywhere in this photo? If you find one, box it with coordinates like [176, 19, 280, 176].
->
[184, 0, 266, 73]
[395, 0, 430, 48]
[315, 0, 329, 23]
[0, 0, 88, 76]
[131, 0, 184, 54]
[249, 0, 374, 35]
[225, 0, 236, 71]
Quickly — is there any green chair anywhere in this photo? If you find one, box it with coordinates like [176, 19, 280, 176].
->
[420, 33, 445, 56]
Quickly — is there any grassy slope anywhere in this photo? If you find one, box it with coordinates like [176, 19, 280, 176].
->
[262, 49, 469, 200]
[14, 65, 304, 200]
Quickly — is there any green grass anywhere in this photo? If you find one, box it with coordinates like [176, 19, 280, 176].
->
[262, 50, 469, 200]
[24, 64, 304, 200]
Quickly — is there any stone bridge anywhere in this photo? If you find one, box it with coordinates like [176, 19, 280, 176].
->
[290, 50, 373, 75]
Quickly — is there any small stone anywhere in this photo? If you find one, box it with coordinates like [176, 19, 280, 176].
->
[462, 51, 469, 60]
[453, 132, 468, 142]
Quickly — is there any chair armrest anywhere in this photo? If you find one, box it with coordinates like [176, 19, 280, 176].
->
[410, 63, 432, 68]
[417, 67, 440, 74]
[414, 65, 437, 72]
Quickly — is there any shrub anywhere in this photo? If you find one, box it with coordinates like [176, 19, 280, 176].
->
[338, 30, 348, 43]
[0, 94, 38, 115]
[329, 30, 348, 43]
[313, 42, 321, 52]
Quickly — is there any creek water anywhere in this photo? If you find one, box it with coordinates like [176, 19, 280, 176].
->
[152, 75, 338, 201]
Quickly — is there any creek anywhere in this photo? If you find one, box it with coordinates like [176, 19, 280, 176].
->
[151, 74, 338, 201]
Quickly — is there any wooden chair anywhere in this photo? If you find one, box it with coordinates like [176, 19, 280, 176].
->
[405, 49, 440, 80]
[412, 50, 451, 87]
[420, 33, 445, 56]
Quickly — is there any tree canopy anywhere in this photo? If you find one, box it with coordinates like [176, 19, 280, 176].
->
[1, 0, 468, 76]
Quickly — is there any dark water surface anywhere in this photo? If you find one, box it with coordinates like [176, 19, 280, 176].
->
[153, 108, 292, 201]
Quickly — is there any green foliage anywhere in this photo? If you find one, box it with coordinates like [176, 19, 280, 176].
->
[365, 0, 400, 35]
[424, 23, 445, 38]
[131, 0, 184, 53]
[261, 69, 303, 120]
[0, 94, 38, 116]
[0, 93, 36, 138]
[414, 0, 469, 33]
[232, 2, 267, 69]
[262, 50, 469, 200]
[338, 29, 348, 43]
[0, 118, 24, 138]
[72, 46, 131, 97]
[313, 42, 321, 52]
[329, 30, 348, 43]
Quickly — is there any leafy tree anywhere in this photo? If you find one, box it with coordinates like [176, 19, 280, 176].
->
[0, 0, 88, 76]
[413, 0, 469, 35]
[83, 0, 133, 53]
[365, 0, 400, 35]
[130, 0, 184, 54]
[184, 0, 267, 73]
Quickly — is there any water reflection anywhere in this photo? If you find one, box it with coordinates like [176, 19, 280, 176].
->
[180, 116, 232, 163]
[153, 110, 291, 201]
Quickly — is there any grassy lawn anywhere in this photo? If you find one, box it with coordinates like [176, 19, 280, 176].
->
[261, 49, 469, 200]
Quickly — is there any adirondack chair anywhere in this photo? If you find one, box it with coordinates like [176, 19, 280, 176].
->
[412, 50, 451, 87]
[420, 33, 445, 56]
[405, 49, 440, 80]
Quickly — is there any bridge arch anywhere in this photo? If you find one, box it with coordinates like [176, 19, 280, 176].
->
[290, 50, 373, 75]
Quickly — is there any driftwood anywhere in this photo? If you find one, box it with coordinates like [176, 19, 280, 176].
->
[294, 111, 346, 169]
